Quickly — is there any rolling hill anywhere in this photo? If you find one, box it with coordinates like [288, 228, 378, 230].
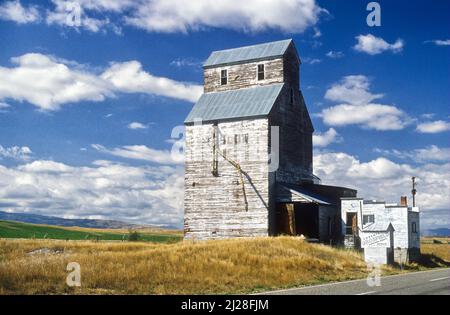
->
[0, 211, 168, 229]
[0, 220, 182, 243]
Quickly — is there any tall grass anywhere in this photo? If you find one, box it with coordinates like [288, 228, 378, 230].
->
[0, 237, 374, 295]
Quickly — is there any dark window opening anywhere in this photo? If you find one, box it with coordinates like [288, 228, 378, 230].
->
[220, 69, 228, 85]
[363, 214, 375, 225]
[257, 64, 265, 81]
[412, 222, 417, 233]
[290, 88, 294, 106]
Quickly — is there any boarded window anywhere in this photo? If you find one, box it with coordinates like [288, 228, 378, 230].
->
[220, 69, 228, 85]
[257, 64, 265, 80]
[363, 214, 375, 225]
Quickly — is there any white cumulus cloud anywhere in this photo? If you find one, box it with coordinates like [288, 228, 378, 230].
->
[124, 0, 326, 33]
[0, 0, 40, 24]
[0, 159, 184, 227]
[354, 34, 404, 55]
[0, 53, 112, 111]
[101, 61, 202, 103]
[128, 122, 148, 130]
[313, 128, 340, 147]
[0, 145, 32, 161]
[319, 75, 410, 130]
[375, 145, 450, 164]
[416, 120, 450, 133]
[0, 53, 202, 111]
[325, 75, 383, 105]
[41, 0, 325, 34]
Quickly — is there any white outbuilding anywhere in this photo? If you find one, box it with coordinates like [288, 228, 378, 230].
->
[340, 197, 420, 265]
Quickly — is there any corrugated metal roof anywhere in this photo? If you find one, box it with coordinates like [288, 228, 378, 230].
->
[184, 84, 284, 124]
[279, 183, 332, 205]
[204, 39, 292, 68]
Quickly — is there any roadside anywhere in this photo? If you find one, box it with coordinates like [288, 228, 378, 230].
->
[257, 268, 450, 295]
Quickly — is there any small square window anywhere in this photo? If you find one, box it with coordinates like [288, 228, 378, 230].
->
[220, 69, 228, 85]
[363, 215, 375, 225]
[257, 64, 265, 81]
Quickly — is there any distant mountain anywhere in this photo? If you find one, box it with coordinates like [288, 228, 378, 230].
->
[0, 211, 150, 229]
[423, 228, 450, 237]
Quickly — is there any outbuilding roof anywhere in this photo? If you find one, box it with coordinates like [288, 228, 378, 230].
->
[278, 183, 332, 205]
[184, 83, 284, 124]
[203, 39, 293, 68]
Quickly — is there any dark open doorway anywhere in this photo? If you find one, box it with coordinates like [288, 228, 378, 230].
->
[294, 203, 319, 239]
[346, 213, 357, 235]
[276, 203, 296, 235]
[275, 203, 319, 238]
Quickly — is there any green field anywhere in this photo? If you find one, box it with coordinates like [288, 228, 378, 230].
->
[0, 220, 182, 243]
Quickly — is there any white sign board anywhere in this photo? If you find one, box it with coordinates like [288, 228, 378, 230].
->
[360, 231, 390, 248]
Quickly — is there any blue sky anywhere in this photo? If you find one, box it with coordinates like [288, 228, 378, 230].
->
[0, 0, 449, 229]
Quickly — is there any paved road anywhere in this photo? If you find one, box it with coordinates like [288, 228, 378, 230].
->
[260, 268, 450, 295]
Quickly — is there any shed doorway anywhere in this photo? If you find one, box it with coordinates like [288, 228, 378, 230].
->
[275, 203, 319, 238]
[276, 203, 296, 235]
[294, 203, 319, 239]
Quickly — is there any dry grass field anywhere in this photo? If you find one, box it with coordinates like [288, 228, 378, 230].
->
[0, 237, 447, 295]
[0, 237, 373, 294]
[420, 237, 450, 265]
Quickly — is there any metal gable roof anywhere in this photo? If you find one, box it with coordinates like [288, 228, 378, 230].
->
[203, 39, 292, 68]
[184, 83, 284, 124]
[278, 183, 332, 205]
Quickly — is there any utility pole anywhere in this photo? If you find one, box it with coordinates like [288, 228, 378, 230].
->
[411, 177, 417, 207]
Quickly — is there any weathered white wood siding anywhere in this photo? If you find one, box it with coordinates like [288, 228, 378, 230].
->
[184, 119, 270, 240]
[204, 58, 284, 93]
